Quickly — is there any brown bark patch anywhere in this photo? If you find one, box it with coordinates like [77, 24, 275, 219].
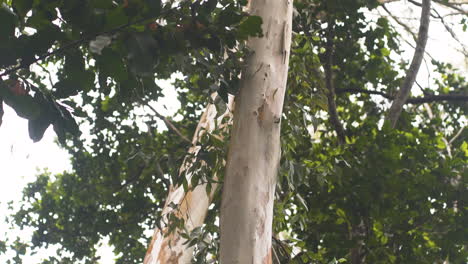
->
[262, 247, 272, 264]
[256, 102, 265, 125]
[143, 232, 157, 263]
[177, 190, 193, 219]
[256, 192, 270, 237]
[157, 233, 183, 263]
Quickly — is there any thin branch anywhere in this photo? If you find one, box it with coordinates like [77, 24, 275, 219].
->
[336, 87, 468, 104]
[386, 0, 431, 128]
[449, 126, 465, 144]
[37, 64, 55, 88]
[337, 88, 392, 100]
[432, 7, 468, 56]
[380, 5, 436, 61]
[382, 5, 417, 41]
[415, 80, 430, 95]
[146, 103, 192, 144]
[324, 19, 346, 145]
[272, 236, 290, 262]
[378, 0, 399, 3]
[442, 11, 468, 17]
[433, 0, 468, 14]
[408, 0, 423, 7]
[405, 94, 468, 103]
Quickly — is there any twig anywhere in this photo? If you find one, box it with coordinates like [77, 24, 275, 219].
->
[337, 88, 392, 99]
[380, 5, 436, 61]
[432, 7, 468, 56]
[382, 4, 417, 41]
[37, 64, 55, 88]
[272, 236, 290, 261]
[146, 103, 192, 144]
[449, 126, 465, 144]
[409, 0, 423, 7]
[433, 0, 468, 15]
[415, 80, 430, 95]
[386, 0, 431, 127]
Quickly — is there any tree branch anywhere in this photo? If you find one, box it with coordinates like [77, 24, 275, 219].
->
[449, 126, 465, 144]
[386, 0, 431, 128]
[145, 104, 192, 144]
[406, 94, 468, 103]
[324, 19, 346, 145]
[382, 4, 417, 42]
[336, 88, 468, 104]
[432, 7, 468, 56]
[433, 0, 468, 14]
[337, 88, 393, 100]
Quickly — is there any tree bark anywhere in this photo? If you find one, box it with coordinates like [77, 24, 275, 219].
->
[144, 94, 233, 264]
[219, 0, 293, 263]
[386, 0, 431, 127]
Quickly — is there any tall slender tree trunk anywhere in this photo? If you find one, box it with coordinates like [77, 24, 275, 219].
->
[219, 0, 293, 263]
[144, 94, 233, 264]
[386, 0, 430, 127]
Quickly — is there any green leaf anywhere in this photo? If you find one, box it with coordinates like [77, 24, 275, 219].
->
[28, 111, 52, 142]
[380, 47, 390, 57]
[126, 32, 159, 76]
[217, 84, 228, 104]
[460, 141, 468, 157]
[53, 79, 80, 98]
[91, 0, 113, 10]
[237, 15, 263, 39]
[0, 4, 18, 40]
[12, 0, 32, 18]
[0, 84, 41, 119]
[98, 48, 128, 82]
[105, 7, 128, 29]
[145, 0, 162, 15]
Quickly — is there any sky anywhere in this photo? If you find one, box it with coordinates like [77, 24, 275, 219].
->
[0, 1, 466, 263]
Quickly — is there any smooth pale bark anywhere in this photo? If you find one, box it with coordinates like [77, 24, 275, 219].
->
[219, 0, 293, 263]
[144, 94, 233, 264]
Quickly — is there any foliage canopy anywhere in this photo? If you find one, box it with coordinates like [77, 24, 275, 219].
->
[0, 0, 466, 263]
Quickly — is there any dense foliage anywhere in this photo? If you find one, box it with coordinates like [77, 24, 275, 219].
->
[0, 0, 466, 263]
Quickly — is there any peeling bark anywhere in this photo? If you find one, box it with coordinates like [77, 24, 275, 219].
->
[144, 94, 233, 264]
[219, 0, 293, 263]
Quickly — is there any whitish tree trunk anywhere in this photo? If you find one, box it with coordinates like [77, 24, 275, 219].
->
[219, 0, 293, 263]
[144, 94, 233, 264]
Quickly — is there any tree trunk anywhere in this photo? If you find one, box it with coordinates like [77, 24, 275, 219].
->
[219, 0, 293, 263]
[386, 0, 431, 127]
[144, 94, 233, 264]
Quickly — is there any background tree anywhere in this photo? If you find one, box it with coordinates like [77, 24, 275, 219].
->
[0, 0, 467, 263]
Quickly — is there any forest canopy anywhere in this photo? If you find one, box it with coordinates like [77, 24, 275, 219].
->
[0, 0, 467, 263]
